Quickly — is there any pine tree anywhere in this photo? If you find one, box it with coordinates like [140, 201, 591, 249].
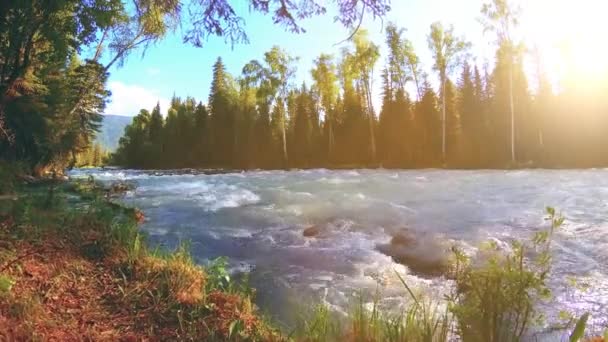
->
[193, 102, 209, 166]
[442, 79, 460, 164]
[458, 62, 480, 165]
[292, 84, 312, 167]
[148, 102, 164, 167]
[414, 79, 441, 165]
[209, 57, 237, 167]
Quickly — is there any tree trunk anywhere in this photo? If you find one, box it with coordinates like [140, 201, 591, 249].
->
[441, 76, 447, 165]
[281, 110, 288, 168]
[366, 84, 376, 164]
[327, 117, 334, 164]
[233, 119, 239, 168]
[509, 61, 516, 164]
[410, 65, 422, 102]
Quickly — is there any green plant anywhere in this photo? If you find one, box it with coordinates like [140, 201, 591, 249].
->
[295, 304, 342, 341]
[394, 271, 451, 341]
[449, 207, 563, 342]
[293, 276, 450, 342]
[206, 256, 232, 292]
[0, 274, 15, 294]
[569, 312, 589, 342]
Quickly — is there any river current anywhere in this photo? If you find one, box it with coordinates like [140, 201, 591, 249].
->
[69, 168, 608, 335]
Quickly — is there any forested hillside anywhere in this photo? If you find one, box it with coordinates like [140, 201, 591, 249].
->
[96, 115, 132, 151]
[112, 23, 608, 170]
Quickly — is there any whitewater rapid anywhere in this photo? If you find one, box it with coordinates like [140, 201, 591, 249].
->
[69, 168, 608, 333]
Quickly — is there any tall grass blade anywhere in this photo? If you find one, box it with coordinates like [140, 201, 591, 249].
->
[394, 270, 420, 307]
[569, 312, 589, 342]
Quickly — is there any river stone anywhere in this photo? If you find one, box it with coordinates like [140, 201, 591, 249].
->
[390, 232, 416, 246]
[377, 232, 449, 278]
[303, 225, 321, 237]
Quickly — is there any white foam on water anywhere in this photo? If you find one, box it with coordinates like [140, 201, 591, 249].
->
[319, 177, 361, 185]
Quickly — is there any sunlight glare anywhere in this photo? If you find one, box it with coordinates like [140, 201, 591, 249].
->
[521, 0, 608, 84]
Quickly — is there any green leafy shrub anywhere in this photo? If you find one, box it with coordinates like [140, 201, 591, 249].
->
[449, 207, 563, 342]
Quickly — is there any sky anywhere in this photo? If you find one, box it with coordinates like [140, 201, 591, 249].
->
[100, 0, 608, 117]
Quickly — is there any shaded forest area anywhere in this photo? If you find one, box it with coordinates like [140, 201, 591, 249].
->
[113, 21, 608, 170]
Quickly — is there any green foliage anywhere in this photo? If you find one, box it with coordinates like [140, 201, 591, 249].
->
[0, 274, 15, 294]
[205, 256, 232, 292]
[0, 1, 120, 172]
[449, 207, 563, 342]
[75, 143, 109, 167]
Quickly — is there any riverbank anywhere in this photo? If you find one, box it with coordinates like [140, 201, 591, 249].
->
[0, 178, 280, 340]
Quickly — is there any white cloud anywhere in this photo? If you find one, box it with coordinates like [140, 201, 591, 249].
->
[146, 67, 161, 76]
[105, 81, 169, 116]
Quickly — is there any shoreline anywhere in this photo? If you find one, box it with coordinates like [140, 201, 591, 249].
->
[0, 179, 280, 340]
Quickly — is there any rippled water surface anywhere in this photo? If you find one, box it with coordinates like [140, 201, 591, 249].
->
[70, 168, 608, 332]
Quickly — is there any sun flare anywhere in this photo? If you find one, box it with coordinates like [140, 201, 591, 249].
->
[522, 0, 608, 82]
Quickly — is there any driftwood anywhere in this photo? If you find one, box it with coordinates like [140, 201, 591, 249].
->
[0, 195, 18, 201]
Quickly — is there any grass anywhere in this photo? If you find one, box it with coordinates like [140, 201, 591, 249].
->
[0, 170, 606, 341]
[0, 178, 281, 340]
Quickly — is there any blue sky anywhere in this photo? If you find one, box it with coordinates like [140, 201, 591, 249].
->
[101, 0, 607, 116]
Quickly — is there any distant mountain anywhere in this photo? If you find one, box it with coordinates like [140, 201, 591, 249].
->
[95, 115, 132, 151]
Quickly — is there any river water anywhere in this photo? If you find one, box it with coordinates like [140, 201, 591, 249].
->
[69, 168, 608, 334]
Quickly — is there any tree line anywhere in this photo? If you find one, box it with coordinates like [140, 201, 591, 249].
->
[113, 6, 608, 169]
[0, 0, 387, 175]
[75, 143, 109, 167]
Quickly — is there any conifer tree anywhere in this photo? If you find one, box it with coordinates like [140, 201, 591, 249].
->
[209, 57, 237, 166]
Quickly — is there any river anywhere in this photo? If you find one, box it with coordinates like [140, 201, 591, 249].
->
[69, 168, 608, 335]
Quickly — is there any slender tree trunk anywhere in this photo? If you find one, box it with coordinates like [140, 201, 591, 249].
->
[327, 116, 334, 164]
[409, 65, 422, 102]
[441, 76, 446, 165]
[509, 61, 515, 164]
[281, 110, 288, 168]
[233, 118, 239, 168]
[365, 83, 376, 164]
[368, 105, 376, 164]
